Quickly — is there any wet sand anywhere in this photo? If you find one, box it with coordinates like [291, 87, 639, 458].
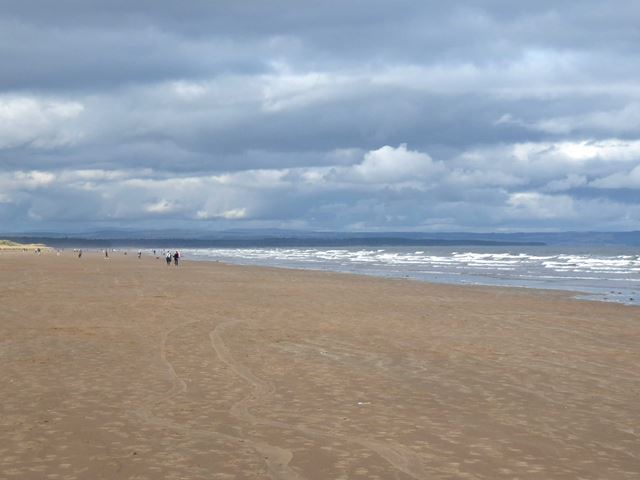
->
[1, 250, 639, 479]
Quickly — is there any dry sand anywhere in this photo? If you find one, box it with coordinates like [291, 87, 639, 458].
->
[1, 250, 638, 479]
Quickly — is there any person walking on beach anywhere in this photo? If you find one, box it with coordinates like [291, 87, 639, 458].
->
[78, 249, 82, 258]
[104, 249, 109, 258]
[173, 250, 180, 266]
[138, 250, 142, 259]
[165, 252, 172, 266]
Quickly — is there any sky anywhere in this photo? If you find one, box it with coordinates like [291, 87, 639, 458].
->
[1, 1, 640, 233]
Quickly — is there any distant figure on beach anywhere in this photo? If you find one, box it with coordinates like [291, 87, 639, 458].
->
[165, 252, 172, 266]
[138, 250, 142, 259]
[105, 249, 109, 258]
[173, 251, 180, 266]
[78, 250, 82, 258]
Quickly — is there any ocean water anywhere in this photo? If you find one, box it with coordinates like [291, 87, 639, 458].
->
[181, 245, 639, 305]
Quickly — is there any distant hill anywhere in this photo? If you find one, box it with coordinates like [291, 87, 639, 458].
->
[0, 235, 543, 248]
[2, 230, 640, 248]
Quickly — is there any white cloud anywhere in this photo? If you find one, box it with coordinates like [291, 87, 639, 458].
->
[349, 144, 441, 184]
[507, 192, 575, 219]
[554, 140, 640, 163]
[544, 174, 588, 192]
[2, 138, 640, 230]
[445, 168, 526, 189]
[145, 200, 177, 214]
[212, 169, 289, 188]
[533, 103, 640, 135]
[0, 96, 84, 149]
[13, 170, 56, 188]
[171, 81, 208, 100]
[261, 69, 354, 112]
[221, 208, 248, 219]
[591, 164, 640, 188]
[196, 207, 248, 220]
[455, 140, 640, 183]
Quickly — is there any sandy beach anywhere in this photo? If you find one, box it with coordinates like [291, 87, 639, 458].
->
[1, 250, 638, 479]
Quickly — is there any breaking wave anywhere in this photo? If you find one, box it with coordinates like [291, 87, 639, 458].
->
[183, 247, 640, 305]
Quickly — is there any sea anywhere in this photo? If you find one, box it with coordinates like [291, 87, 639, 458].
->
[180, 245, 639, 306]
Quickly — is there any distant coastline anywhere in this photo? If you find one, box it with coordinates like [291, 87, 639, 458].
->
[2, 229, 639, 248]
[0, 236, 545, 249]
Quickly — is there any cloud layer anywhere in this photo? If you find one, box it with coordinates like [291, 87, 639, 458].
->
[1, 1, 639, 231]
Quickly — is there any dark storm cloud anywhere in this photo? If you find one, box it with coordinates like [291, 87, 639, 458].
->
[3, 1, 640, 90]
[1, 1, 639, 231]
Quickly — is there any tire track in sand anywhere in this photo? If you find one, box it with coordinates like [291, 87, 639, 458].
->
[122, 276, 303, 479]
[210, 320, 304, 480]
[210, 320, 431, 480]
[133, 318, 196, 426]
[133, 317, 304, 480]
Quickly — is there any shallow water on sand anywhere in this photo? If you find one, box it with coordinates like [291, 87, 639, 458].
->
[180, 245, 640, 306]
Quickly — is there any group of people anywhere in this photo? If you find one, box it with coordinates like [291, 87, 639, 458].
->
[74, 248, 182, 266]
[138, 248, 182, 266]
[166, 250, 180, 266]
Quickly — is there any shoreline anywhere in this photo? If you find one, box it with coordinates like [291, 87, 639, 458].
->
[181, 250, 640, 308]
[200, 256, 629, 306]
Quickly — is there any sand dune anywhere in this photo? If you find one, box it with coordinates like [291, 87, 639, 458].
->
[1, 250, 638, 479]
